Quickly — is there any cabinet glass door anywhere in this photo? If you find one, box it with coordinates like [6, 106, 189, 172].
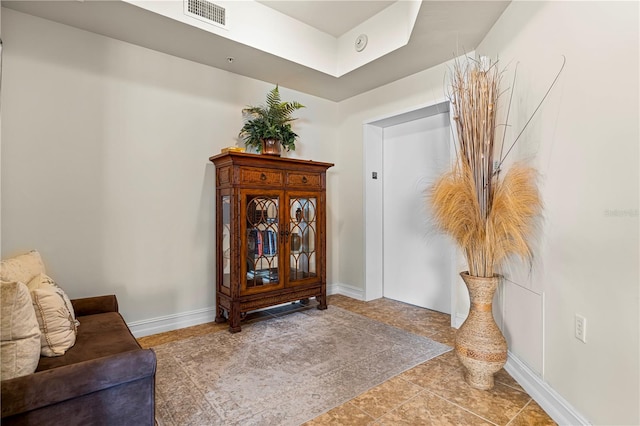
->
[221, 195, 231, 289]
[244, 193, 283, 293]
[289, 195, 318, 283]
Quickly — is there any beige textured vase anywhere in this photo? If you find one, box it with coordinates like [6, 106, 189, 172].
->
[455, 272, 507, 390]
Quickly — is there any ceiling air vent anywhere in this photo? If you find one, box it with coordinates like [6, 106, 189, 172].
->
[185, 0, 227, 29]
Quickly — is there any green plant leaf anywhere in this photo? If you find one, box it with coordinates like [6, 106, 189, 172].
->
[238, 85, 305, 151]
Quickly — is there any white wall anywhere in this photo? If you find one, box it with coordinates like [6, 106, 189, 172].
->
[336, 60, 453, 291]
[336, 58, 472, 320]
[0, 8, 338, 327]
[335, 1, 638, 424]
[0, 4, 3, 259]
[2, 3, 638, 423]
[476, 1, 639, 424]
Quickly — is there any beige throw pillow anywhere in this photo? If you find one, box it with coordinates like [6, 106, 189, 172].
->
[28, 274, 78, 357]
[27, 273, 78, 326]
[31, 289, 78, 357]
[0, 250, 46, 284]
[1, 281, 42, 380]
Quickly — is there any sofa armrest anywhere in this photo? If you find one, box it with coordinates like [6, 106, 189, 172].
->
[71, 295, 119, 316]
[1, 349, 156, 418]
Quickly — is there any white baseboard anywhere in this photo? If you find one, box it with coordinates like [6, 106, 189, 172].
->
[129, 283, 360, 337]
[454, 313, 467, 329]
[505, 351, 590, 425]
[328, 282, 365, 301]
[128, 306, 216, 338]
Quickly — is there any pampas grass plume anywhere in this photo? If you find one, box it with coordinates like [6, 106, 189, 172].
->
[430, 58, 542, 278]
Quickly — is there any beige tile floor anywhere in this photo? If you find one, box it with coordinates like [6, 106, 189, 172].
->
[139, 295, 556, 426]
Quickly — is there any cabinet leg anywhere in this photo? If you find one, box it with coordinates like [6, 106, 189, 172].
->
[316, 295, 327, 310]
[228, 303, 242, 333]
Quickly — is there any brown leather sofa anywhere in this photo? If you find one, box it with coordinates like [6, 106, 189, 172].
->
[1, 295, 156, 425]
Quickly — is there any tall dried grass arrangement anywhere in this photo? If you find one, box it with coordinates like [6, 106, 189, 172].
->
[431, 58, 542, 278]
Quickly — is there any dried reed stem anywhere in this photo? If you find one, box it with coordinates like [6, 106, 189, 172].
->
[431, 57, 542, 278]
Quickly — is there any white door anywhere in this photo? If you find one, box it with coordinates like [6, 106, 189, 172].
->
[382, 113, 452, 313]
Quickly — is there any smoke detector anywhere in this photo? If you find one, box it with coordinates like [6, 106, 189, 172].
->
[355, 34, 368, 52]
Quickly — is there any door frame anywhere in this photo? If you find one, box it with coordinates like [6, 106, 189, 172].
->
[362, 99, 459, 326]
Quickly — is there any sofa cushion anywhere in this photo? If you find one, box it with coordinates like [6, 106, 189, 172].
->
[36, 312, 141, 371]
[0, 251, 46, 285]
[31, 288, 78, 357]
[0, 281, 42, 380]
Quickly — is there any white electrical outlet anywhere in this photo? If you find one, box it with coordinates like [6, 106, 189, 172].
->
[575, 314, 587, 343]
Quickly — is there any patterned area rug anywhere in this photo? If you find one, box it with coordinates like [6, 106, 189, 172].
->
[154, 305, 451, 426]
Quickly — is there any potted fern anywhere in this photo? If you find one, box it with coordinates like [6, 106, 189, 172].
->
[430, 57, 543, 390]
[239, 85, 305, 156]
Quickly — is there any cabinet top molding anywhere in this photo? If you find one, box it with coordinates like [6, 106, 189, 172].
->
[209, 151, 334, 170]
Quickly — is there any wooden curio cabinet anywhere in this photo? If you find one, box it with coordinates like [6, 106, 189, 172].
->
[209, 152, 334, 332]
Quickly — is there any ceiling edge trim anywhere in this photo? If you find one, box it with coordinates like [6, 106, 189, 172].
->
[124, 0, 422, 78]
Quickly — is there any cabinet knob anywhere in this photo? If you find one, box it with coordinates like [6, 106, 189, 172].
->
[260, 173, 267, 181]
[302, 176, 308, 183]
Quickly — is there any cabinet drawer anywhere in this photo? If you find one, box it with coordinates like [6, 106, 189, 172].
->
[286, 172, 321, 188]
[239, 167, 283, 185]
